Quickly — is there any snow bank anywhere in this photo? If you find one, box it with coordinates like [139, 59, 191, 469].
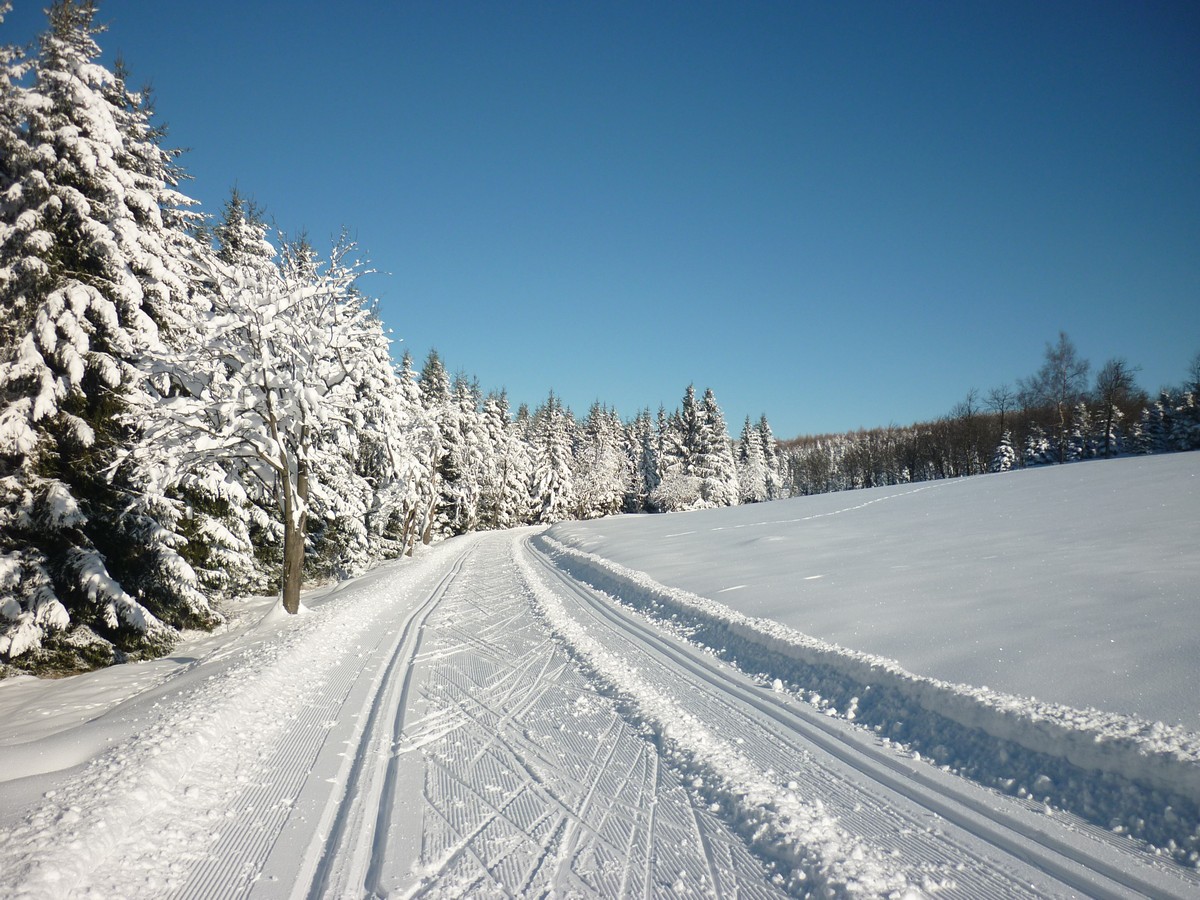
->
[533, 533, 1200, 863]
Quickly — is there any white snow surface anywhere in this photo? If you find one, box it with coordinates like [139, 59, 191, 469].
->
[1, 456, 1199, 898]
[549, 452, 1200, 729]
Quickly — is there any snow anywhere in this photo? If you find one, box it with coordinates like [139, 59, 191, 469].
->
[1, 456, 1199, 897]
[549, 452, 1200, 729]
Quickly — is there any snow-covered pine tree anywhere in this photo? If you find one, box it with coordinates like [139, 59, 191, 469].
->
[510, 402, 539, 525]
[623, 408, 660, 513]
[757, 414, 786, 499]
[650, 386, 706, 511]
[1134, 392, 1172, 455]
[737, 416, 768, 503]
[1172, 390, 1200, 452]
[991, 431, 1017, 472]
[661, 385, 699, 480]
[384, 352, 437, 554]
[1023, 425, 1053, 467]
[696, 387, 739, 507]
[418, 361, 488, 538]
[416, 350, 464, 539]
[0, 1, 215, 665]
[214, 187, 274, 268]
[573, 402, 625, 519]
[1067, 401, 1095, 461]
[529, 391, 576, 523]
[450, 373, 488, 534]
[0, 0, 28, 222]
[478, 392, 532, 530]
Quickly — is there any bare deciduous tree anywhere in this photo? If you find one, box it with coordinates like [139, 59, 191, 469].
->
[1019, 332, 1090, 463]
[1092, 358, 1142, 458]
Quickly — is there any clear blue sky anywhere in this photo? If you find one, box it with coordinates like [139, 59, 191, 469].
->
[5, 1, 1198, 437]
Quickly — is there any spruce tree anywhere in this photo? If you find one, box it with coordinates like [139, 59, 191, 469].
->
[393, 352, 438, 553]
[624, 409, 660, 513]
[991, 432, 1017, 472]
[574, 402, 625, 519]
[738, 416, 768, 503]
[696, 388, 739, 507]
[529, 392, 576, 523]
[0, 1, 214, 664]
[757, 414, 786, 499]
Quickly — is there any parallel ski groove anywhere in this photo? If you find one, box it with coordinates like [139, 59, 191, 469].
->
[525, 535, 1200, 899]
[307, 546, 472, 899]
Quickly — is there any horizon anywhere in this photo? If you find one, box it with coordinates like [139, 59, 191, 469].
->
[4, 0, 1198, 438]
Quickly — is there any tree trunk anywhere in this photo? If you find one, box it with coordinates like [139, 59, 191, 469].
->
[281, 460, 309, 614]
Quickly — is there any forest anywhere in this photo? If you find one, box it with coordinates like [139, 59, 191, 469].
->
[2, 2, 1198, 672]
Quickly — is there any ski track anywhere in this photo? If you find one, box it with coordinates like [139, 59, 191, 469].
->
[519, 532, 1200, 899]
[3, 525, 1199, 898]
[366, 532, 788, 899]
[0, 540, 466, 900]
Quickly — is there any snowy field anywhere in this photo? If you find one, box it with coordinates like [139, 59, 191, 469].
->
[550, 452, 1200, 729]
[0, 455, 1198, 898]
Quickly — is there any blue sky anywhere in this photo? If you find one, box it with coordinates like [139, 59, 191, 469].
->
[5, 1, 1198, 437]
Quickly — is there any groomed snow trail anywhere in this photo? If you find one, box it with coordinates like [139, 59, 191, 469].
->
[310, 529, 788, 899]
[2, 527, 1198, 898]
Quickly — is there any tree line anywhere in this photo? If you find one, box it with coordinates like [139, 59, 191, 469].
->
[0, 2, 789, 670]
[1, 3, 1196, 672]
[784, 334, 1200, 496]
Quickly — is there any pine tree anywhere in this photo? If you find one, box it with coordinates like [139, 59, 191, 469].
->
[479, 392, 532, 530]
[1173, 390, 1200, 451]
[529, 392, 576, 523]
[392, 352, 437, 554]
[450, 374, 488, 534]
[419, 359, 487, 539]
[991, 432, 1017, 472]
[650, 387, 708, 512]
[1023, 425, 1052, 467]
[696, 388, 739, 507]
[1135, 392, 1173, 455]
[757, 414, 786, 499]
[0, 1, 215, 664]
[1067, 401, 1094, 461]
[737, 416, 768, 503]
[574, 402, 626, 519]
[624, 409, 660, 512]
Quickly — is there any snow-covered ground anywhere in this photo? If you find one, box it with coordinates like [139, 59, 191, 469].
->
[1, 454, 1198, 898]
[551, 452, 1200, 729]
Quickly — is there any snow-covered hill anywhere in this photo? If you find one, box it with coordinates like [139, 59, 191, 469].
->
[0, 454, 1197, 897]
[550, 452, 1200, 728]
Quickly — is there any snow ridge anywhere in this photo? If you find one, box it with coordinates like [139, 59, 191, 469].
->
[535, 533, 1200, 863]
[516, 539, 925, 897]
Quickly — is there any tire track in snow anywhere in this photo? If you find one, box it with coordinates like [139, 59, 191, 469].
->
[523, 535, 1200, 899]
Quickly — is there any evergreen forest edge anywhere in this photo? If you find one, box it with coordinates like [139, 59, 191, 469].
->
[1, 1, 1198, 674]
